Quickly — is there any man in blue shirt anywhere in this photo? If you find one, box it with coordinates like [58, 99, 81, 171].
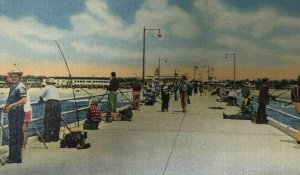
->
[4, 68, 27, 164]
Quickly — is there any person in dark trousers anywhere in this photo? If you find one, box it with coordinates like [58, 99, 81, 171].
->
[252, 78, 274, 124]
[39, 78, 61, 142]
[107, 72, 119, 112]
[161, 80, 171, 112]
[193, 81, 198, 94]
[3, 68, 27, 164]
[291, 75, 300, 114]
[178, 75, 191, 113]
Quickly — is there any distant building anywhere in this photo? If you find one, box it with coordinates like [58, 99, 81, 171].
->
[42, 77, 110, 88]
[0, 81, 5, 88]
[26, 78, 42, 87]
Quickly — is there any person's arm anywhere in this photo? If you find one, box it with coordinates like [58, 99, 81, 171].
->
[4, 98, 27, 113]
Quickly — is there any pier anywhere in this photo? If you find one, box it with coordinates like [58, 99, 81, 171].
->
[1, 94, 300, 174]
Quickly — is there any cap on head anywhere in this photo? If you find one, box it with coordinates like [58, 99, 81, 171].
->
[111, 72, 116, 77]
[7, 67, 23, 76]
[90, 98, 98, 105]
[46, 78, 56, 84]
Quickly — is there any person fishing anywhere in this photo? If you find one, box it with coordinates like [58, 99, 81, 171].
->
[252, 78, 275, 124]
[39, 78, 61, 142]
[83, 98, 103, 130]
[107, 72, 119, 112]
[223, 96, 255, 120]
[3, 68, 27, 164]
[291, 75, 300, 114]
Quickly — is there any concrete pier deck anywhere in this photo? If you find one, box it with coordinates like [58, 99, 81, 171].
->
[1, 95, 300, 175]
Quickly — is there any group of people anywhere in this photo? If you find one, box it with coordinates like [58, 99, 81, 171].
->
[1, 68, 61, 164]
[223, 75, 300, 125]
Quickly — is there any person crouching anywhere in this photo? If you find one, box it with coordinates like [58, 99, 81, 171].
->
[83, 99, 103, 130]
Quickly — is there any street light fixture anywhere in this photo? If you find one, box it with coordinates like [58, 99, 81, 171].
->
[193, 66, 199, 81]
[142, 26, 162, 82]
[174, 69, 180, 78]
[202, 65, 210, 83]
[224, 52, 236, 89]
[158, 57, 167, 80]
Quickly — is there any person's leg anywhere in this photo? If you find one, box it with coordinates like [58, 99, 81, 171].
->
[166, 95, 170, 112]
[7, 109, 24, 162]
[113, 92, 118, 112]
[22, 123, 29, 149]
[43, 102, 52, 141]
[180, 93, 185, 110]
[52, 102, 62, 141]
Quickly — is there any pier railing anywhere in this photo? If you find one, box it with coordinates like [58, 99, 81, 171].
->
[0, 90, 133, 146]
[236, 94, 300, 138]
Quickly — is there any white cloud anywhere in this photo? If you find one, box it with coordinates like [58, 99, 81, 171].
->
[0, 16, 68, 53]
[71, 42, 140, 59]
[271, 35, 300, 50]
[194, 0, 300, 38]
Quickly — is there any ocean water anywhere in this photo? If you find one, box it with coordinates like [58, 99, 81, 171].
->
[0, 88, 131, 144]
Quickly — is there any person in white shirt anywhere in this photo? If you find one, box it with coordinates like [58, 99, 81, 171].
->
[39, 78, 61, 142]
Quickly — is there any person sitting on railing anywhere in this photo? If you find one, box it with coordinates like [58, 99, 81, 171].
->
[83, 99, 103, 130]
[291, 75, 300, 114]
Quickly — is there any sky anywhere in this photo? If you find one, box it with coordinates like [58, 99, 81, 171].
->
[0, 0, 299, 80]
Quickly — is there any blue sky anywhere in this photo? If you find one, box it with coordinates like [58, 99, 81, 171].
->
[0, 0, 299, 80]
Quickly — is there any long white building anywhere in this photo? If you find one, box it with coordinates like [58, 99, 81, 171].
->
[42, 77, 110, 88]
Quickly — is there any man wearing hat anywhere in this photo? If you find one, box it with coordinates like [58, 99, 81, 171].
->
[107, 72, 119, 112]
[178, 75, 191, 112]
[39, 78, 61, 142]
[4, 68, 27, 163]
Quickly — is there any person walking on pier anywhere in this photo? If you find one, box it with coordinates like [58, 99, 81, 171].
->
[161, 80, 171, 112]
[39, 78, 61, 142]
[252, 78, 274, 124]
[291, 75, 300, 114]
[193, 81, 198, 94]
[107, 72, 119, 112]
[178, 75, 191, 113]
[4, 68, 27, 163]
[199, 82, 204, 96]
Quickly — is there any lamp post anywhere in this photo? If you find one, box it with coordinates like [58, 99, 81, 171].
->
[193, 66, 199, 81]
[224, 52, 236, 89]
[203, 65, 210, 83]
[174, 69, 180, 79]
[198, 73, 203, 82]
[142, 26, 162, 82]
[158, 57, 167, 80]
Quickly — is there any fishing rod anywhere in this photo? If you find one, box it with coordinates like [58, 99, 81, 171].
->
[31, 122, 48, 149]
[55, 41, 80, 127]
